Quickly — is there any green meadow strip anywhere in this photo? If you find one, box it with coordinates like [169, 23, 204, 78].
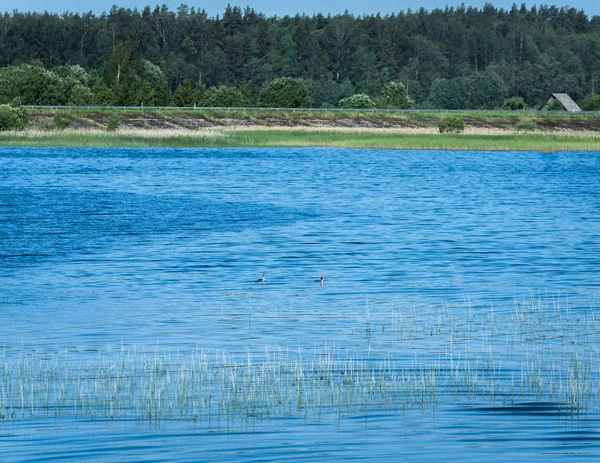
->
[1, 128, 599, 151]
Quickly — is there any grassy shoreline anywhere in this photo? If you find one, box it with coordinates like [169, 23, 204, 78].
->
[1, 127, 600, 151]
[0, 108, 597, 151]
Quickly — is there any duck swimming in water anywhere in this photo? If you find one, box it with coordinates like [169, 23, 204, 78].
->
[257, 273, 266, 283]
[314, 276, 325, 286]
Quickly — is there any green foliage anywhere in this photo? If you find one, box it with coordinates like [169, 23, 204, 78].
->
[239, 82, 251, 105]
[0, 104, 29, 131]
[0, 63, 66, 105]
[53, 113, 71, 130]
[514, 120, 537, 131]
[0, 63, 95, 106]
[581, 94, 600, 111]
[0, 6, 597, 109]
[101, 45, 170, 106]
[501, 97, 527, 110]
[106, 114, 121, 131]
[338, 93, 376, 109]
[259, 78, 312, 108]
[428, 71, 507, 109]
[545, 100, 565, 111]
[138, 60, 170, 106]
[91, 80, 116, 106]
[308, 79, 353, 108]
[111, 71, 142, 106]
[174, 80, 197, 107]
[9, 97, 23, 107]
[438, 115, 465, 133]
[466, 71, 507, 109]
[203, 84, 251, 107]
[104, 41, 140, 87]
[427, 78, 467, 110]
[53, 65, 94, 105]
[379, 82, 413, 109]
[53, 65, 89, 84]
[69, 85, 94, 106]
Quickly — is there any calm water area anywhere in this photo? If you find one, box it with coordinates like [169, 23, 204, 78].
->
[1, 146, 599, 461]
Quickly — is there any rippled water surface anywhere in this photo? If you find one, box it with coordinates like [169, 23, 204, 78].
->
[1, 147, 599, 461]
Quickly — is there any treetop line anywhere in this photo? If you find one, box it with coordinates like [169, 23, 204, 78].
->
[0, 3, 599, 110]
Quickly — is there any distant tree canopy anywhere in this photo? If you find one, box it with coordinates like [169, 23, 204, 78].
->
[428, 71, 508, 109]
[0, 4, 598, 108]
[96, 42, 170, 106]
[259, 78, 312, 108]
[0, 63, 93, 105]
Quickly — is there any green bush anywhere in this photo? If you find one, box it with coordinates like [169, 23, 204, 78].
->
[379, 81, 413, 109]
[338, 93, 376, 109]
[258, 78, 312, 108]
[0, 63, 65, 105]
[501, 96, 527, 110]
[53, 113, 71, 130]
[581, 93, 600, 111]
[545, 100, 564, 111]
[0, 104, 29, 131]
[438, 115, 465, 133]
[106, 114, 121, 131]
[68, 84, 94, 106]
[203, 84, 250, 107]
[174, 80, 197, 107]
[53, 64, 94, 105]
[514, 119, 537, 131]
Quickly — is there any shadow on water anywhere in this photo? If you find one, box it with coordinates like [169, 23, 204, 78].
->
[0, 188, 315, 269]
[468, 402, 576, 418]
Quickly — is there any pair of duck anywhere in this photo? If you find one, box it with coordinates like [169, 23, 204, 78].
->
[256, 274, 325, 285]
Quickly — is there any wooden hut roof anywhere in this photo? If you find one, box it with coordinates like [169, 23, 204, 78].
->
[549, 93, 582, 112]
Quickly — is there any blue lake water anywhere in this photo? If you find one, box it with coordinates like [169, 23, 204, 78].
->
[1, 146, 600, 461]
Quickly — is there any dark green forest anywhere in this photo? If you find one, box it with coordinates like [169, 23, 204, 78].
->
[1, 3, 600, 109]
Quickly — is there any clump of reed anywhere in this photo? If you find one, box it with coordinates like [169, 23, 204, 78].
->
[514, 119, 538, 131]
[0, 345, 438, 424]
[2, 291, 600, 427]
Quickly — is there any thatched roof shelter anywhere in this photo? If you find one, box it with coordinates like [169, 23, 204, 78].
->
[539, 93, 582, 112]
